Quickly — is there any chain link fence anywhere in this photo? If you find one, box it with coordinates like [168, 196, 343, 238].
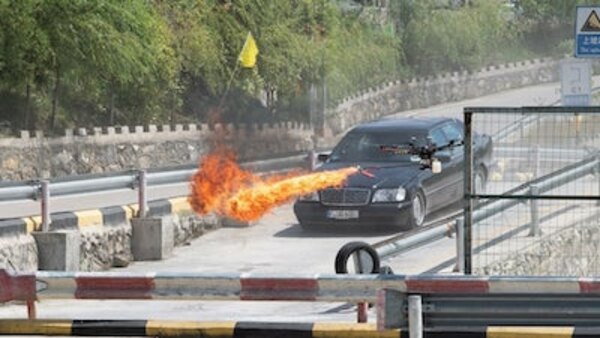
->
[464, 107, 600, 276]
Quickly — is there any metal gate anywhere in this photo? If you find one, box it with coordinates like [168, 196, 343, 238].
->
[463, 106, 600, 276]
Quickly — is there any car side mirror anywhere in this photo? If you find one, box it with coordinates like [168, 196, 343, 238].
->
[317, 153, 330, 162]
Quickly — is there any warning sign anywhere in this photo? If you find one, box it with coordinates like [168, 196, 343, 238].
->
[581, 10, 600, 31]
[576, 6, 600, 57]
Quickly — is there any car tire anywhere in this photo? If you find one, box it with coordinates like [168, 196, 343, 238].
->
[408, 190, 426, 229]
[335, 241, 380, 274]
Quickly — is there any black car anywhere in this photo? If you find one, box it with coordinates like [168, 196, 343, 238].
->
[293, 116, 493, 231]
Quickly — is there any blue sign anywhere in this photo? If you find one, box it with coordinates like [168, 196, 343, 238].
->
[575, 6, 600, 58]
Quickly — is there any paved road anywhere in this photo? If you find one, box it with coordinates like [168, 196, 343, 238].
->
[1, 78, 597, 323]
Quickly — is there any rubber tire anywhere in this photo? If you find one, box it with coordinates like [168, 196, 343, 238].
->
[408, 190, 426, 229]
[335, 241, 380, 274]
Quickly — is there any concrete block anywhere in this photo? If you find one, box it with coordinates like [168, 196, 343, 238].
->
[131, 216, 174, 261]
[376, 288, 406, 330]
[32, 231, 80, 271]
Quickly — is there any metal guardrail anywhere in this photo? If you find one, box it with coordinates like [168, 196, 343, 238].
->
[0, 153, 309, 230]
[0, 154, 309, 203]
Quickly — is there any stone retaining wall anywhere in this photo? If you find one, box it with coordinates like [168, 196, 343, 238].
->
[0, 122, 313, 181]
[0, 211, 221, 273]
[326, 58, 559, 135]
[479, 216, 600, 276]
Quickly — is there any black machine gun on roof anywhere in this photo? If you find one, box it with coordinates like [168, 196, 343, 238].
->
[379, 137, 464, 173]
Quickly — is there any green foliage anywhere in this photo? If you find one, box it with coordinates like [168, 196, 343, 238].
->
[404, 0, 517, 74]
[0, 0, 590, 132]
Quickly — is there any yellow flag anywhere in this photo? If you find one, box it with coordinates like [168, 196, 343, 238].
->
[238, 32, 259, 68]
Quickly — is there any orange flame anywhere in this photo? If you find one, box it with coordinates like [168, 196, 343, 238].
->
[189, 149, 357, 222]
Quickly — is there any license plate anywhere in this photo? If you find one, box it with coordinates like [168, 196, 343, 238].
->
[326, 210, 359, 220]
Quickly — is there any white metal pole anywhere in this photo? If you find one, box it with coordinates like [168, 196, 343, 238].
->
[408, 295, 423, 338]
[41, 180, 50, 232]
[138, 170, 147, 218]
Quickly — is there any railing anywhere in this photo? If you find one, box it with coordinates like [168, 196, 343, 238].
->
[0, 154, 310, 229]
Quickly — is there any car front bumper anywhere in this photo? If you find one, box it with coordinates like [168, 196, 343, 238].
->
[293, 200, 413, 228]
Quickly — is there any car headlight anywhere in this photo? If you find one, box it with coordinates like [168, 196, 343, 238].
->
[372, 188, 406, 202]
[299, 191, 320, 202]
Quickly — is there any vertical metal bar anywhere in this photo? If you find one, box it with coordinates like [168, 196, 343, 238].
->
[597, 156, 600, 207]
[137, 170, 147, 218]
[529, 185, 540, 237]
[408, 295, 423, 338]
[357, 302, 368, 323]
[353, 251, 368, 323]
[27, 300, 36, 319]
[455, 218, 465, 273]
[534, 146, 540, 178]
[308, 150, 316, 171]
[463, 110, 473, 274]
[40, 180, 50, 232]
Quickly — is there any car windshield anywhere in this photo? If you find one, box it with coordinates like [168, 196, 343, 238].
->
[328, 131, 426, 163]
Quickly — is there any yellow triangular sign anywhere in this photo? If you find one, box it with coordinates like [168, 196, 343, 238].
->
[582, 10, 600, 32]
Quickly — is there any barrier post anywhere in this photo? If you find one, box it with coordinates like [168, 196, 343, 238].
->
[40, 180, 50, 232]
[528, 184, 541, 236]
[408, 295, 423, 338]
[455, 218, 465, 273]
[357, 302, 368, 323]
[534, 146, 540, 178]
[308, 150, 317, 171]
[353, 249, 368, 323]
[27, 300, 36, 320]
[137, 170, 147, 218]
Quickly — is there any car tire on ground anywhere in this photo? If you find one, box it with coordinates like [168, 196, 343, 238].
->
[334, 241, 380, 274]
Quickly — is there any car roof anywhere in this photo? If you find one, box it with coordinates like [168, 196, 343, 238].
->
[350, 116, 453, 134]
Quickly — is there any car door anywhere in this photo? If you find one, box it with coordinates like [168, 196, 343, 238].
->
[421, 127, 453, 212]
[440, 121, 465, 204]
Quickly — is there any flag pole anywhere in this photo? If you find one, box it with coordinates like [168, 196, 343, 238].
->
[217, 62, 240, 112]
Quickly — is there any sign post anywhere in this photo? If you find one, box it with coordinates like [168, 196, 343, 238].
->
[564, 6, 598, 106]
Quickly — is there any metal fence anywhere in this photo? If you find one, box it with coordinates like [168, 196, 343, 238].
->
[463, 106, 600, 276]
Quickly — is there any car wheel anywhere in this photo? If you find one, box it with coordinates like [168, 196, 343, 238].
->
[335, 241, 380, 274]
[409, 190, 426, 228]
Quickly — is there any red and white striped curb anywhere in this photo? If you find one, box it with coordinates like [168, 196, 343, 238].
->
[3, 270, 600, 303]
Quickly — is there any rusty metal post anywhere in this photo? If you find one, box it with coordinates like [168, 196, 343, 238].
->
[27, 300, 36, 319]
[357, 302, 369, 323]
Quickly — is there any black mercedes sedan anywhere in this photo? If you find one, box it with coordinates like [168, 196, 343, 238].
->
[293, 116, 493, 231]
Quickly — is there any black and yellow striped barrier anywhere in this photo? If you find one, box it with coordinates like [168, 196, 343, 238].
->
[0, 196, 193, 236]
[1, 320, 599, 337]
[0, 320, 402, 337]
